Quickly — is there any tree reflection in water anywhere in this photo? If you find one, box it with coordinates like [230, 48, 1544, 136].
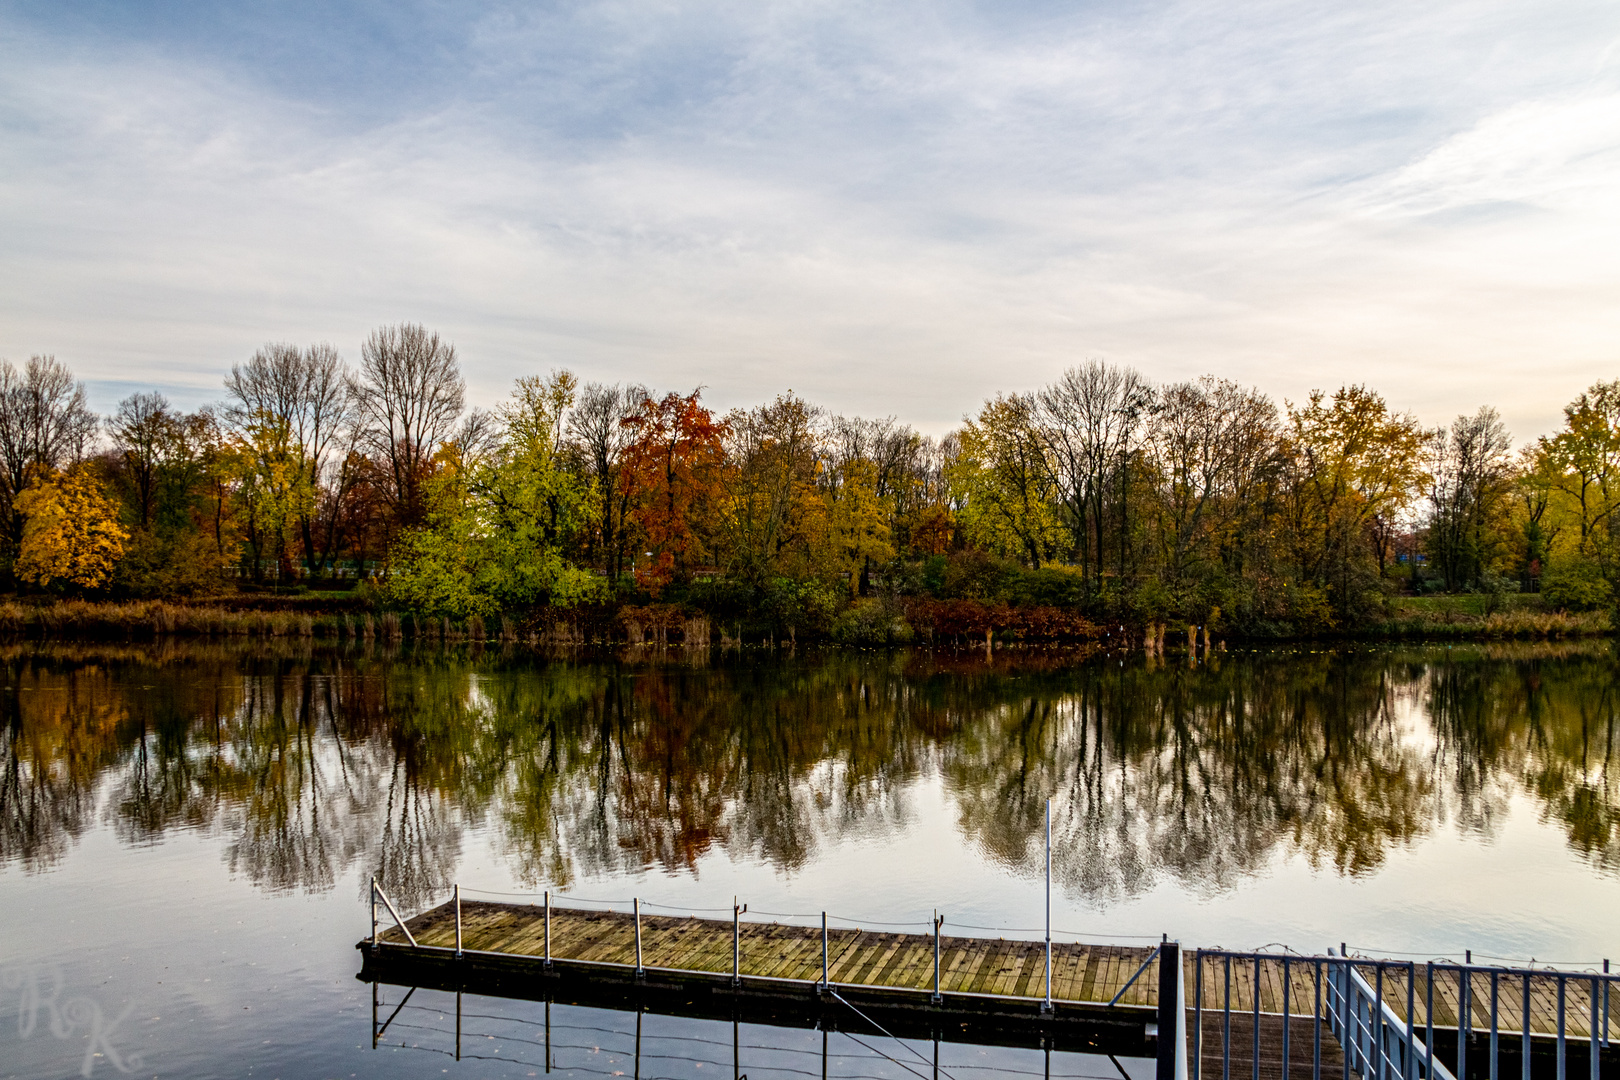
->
[0, 641, 1615, 908]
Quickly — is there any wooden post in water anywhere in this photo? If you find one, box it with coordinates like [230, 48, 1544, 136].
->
[634, 898, 644, 977]
[544, 891, 551, 968]
[370, 876, 378, 952]
[1043, 798, 1053, 1014]
[733, 899, 745, 987]
[454, 883, 462, 957]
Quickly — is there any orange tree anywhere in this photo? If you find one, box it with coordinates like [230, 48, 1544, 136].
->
[620, 390, 729, 593]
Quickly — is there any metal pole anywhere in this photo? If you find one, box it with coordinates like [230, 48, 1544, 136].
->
[544, 890, 552, 969]
[1491, 970, 1500, 1080]
[635, 898, 644, 977]
[1523, 972, 1532, 1080]
[1044, 797, 1053, 1015]
[1428, 963, 1437, 1080]
[933, 913, 946, 1003]
[1224, 953, 1232, 1080]
[1282, 956, 1291, 1080]
[370, 876, 378, 952]
[1558, 975, 1567, 1080]
[1254, 955, 1263, 1080]
[1194, 951, 1204, 1080]
[1591, 976, 1601, 1080]
[1460, 963, 1471, 1080]
[454, 883, 462, 958]
[1314, 960, 1322, 1080]
[822, 911, 829, 990]
[1375, 963, 1384, 1080]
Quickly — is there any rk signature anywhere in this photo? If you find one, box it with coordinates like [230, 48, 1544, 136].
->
[2, 964, 144, 1077]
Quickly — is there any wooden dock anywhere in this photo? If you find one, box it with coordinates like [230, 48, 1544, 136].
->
[358, 899, 1618, 1079]
[376, 900, 1167, 1006]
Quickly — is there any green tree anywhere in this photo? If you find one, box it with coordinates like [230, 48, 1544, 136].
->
[387, 372, 603, 616]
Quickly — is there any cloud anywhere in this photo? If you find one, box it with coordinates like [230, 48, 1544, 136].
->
[1, 0, 1619, 443]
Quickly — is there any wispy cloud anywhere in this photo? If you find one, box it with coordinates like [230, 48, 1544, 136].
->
[1, 0, 1617, 440]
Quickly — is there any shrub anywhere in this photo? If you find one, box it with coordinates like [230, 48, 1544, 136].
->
[1541, 558, 1611, 612]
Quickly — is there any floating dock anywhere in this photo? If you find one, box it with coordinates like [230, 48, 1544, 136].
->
[358, 895, 1617, 1080]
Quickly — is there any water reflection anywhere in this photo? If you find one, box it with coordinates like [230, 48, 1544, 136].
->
[1, 642, 1616, 907]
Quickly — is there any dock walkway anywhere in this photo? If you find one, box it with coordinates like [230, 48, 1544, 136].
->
[380, 900, 1165, 1006]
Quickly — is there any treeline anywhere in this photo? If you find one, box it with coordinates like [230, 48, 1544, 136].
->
[4, 326, 1619, 637]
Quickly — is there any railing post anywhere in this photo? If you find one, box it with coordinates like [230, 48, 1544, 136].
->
[1192, 951, 1204, 1080]
[1523, 972, 1532, 1080]
[933, 919, 946, 1010]
[821, 912, 829, 991]
[1156, 941, 1180, 1080]
[370, 876, 378, 953]
[1591, 975, 1601, 1080]
[454, 883, 463, 958]
[1042, 798, 1052, 1016]
[544, 891, 552, 969]
[1558, 975, 1567, 1080]
[733, 899, 744, 987]
[1313, 958, 1322, 1080]
[1460, 963, 1471, 1080]
[1490, 970, 1500, 1080]
[634, 898, 644, 978]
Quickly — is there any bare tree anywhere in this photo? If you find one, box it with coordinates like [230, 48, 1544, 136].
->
[349, 324, 464, 528]
[225, 342, 354, 569]
[567, 382, 643, 577]
[1426, 406, 1514, 590]
[110, 392, 176, 528]
[0, 355, 98, 546]
[1034, 361, 1155, 585]
[1147, 378, 1278, 586]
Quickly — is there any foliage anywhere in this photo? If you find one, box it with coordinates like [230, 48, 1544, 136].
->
[14, 466, 129, 590]
[1541, 556, 1612, 613]
[386, 374, 605, 617]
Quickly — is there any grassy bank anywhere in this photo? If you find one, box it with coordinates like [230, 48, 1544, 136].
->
[0, 592, 1607, 645]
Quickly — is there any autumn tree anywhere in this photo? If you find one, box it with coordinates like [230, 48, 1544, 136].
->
[1280, 386, 1428, 621]
[948, 394, 1064, 569]
[720, 393, 824, 589]
[225, 342, 354, 573]
[620, 390, 729, 593]
[0, 355, 97, 558]
[386, 373, 603, 616]
[14, 465, 128, 590]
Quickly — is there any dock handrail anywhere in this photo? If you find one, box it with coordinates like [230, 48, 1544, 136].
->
[370, 876, 417, 950]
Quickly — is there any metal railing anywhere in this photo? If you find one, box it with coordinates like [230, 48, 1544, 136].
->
[1190, 948, 1616, 1080]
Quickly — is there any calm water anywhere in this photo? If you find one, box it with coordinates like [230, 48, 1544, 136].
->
[2, 640, 1618, 1079]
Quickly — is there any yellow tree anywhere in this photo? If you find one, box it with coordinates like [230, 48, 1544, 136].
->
[225, 411, 316, 583]
[946, 394, 1064, 568]
[822, 459, 894, 596]
[14, 465, 129, 589]
[1281, 386, 1427, 618]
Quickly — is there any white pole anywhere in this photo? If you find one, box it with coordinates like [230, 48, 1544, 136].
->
[1044, 798, 1053, 1014]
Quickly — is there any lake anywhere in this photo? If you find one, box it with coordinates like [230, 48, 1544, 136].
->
[2, 640, 1617, 1078]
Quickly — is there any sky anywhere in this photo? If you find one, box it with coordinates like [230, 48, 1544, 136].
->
[2, 0, 1618, 441]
